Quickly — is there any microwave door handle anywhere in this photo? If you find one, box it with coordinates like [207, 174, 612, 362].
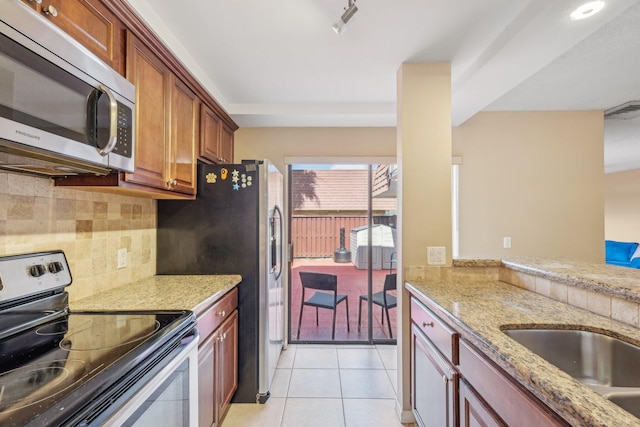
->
[95, 84, 118, 156]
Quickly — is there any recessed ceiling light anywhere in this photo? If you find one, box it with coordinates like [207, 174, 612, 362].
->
[570, 1, 605, 20]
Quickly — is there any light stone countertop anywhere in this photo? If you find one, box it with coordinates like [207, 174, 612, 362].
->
[503, 257, 640, 302]
[71, 275, 241, 317]
[406, 270, 640, 427]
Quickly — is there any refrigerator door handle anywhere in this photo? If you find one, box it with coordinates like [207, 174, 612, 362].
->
[272, 205, 283, 281]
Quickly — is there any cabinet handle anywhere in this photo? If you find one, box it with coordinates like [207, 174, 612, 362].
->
[166, 178, 178, 187]
[422, 321, 434, 328]
[443, 375, 450, 384]
[42, 5, 58, 17]
[217, 310, 226, 317]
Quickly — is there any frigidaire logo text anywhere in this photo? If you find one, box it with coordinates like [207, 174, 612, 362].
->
[16, 130, 40, 140]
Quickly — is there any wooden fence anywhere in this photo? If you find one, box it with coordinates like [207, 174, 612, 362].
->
[292, 215, 396, 258]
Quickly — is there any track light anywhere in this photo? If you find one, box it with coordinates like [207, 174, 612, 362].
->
[332, 0, 358, 35]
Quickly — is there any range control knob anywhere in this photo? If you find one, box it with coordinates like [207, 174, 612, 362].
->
[48, 261, 64, 273]
[29, 264, 47, 278]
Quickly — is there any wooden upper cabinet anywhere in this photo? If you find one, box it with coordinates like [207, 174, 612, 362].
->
[125, 32, 196, 197]
[200, 104, 222, 163]
[38, 0, 124, 74]
[200, 103, 234, 164]
[50, 0, 237, 198]
[169, 75, 198, 195]
[125, 31, 171, 192]
[219, 122, 234, 164]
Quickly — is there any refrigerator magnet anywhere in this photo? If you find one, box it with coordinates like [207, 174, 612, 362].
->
[205, 172, 217, 183]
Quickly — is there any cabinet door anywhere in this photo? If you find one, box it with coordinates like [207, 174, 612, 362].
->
[198, 334, 217, 427]
[125, 31, 170, 191]
[411, 323, 457, 427]
[43, 0, 124, 73]
[459, 379, 505, 427]
[168, 75, 198, 195]
[216, 310, 238, 421]
[218, 122, 234, 164]
[199, 104, 222, 163]
[459, 340, 569, 427]
[20, 0, 38, 10]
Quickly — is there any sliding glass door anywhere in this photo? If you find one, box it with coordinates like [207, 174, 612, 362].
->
[288, 162, 397, 344]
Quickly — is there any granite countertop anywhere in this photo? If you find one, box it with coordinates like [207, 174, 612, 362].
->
[503, 257, 640, 303]
[406, 273, 640, 427]
[71, 275, 241, 317]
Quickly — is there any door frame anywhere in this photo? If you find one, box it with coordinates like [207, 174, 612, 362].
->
[284, 157, 397, 345]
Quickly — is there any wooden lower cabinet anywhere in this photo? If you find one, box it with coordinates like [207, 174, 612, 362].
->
[409, 293, 571, 427]
[458, 340, 569, 427]
[198, 334, 217, 427]
[459, 379, 505, 427]
[197, 289, 238, 427]
[411, 323, 458, 427]
[216, 311, 238, 422]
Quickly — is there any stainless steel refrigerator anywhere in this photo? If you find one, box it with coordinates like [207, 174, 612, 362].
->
[156, 160, 284, 403]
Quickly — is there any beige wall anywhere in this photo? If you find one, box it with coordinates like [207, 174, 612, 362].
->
[453, 111, 605, 261]
[234, 127, 396, 172]
[605, 168, 640, 243]
[397, 63, 452, 267]
[0, 172, 156, 303]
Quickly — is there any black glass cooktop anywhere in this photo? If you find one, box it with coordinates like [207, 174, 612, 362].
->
[0, 310, 193, 427]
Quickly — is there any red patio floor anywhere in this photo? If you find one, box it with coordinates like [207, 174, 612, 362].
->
[290, 258, 397, 342]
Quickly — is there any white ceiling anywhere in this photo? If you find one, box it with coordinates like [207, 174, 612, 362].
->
[125, 0, 640, 173]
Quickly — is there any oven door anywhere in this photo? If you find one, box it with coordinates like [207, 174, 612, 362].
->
[97, 331, 199, 427]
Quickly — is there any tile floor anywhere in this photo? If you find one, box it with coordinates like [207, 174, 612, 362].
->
[221, 344, 404, 427]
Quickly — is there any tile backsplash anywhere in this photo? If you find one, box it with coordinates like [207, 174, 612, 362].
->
[0, 172, 156, 303]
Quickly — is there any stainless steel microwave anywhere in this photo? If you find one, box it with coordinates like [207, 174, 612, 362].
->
[0, 0, 135, 177]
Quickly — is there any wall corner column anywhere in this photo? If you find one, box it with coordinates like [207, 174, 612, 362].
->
[395, 62, 452, 423]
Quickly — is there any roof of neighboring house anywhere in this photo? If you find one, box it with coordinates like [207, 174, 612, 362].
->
[292, 169, 397, 212]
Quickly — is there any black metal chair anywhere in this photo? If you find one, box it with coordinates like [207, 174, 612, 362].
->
[297, 272, 349, 340]
[358, 273, 397, 338]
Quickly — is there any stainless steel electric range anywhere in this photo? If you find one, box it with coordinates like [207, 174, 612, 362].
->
[0, 251, 199, 427]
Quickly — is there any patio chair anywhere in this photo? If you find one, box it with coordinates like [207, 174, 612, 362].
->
[358, 273, 397, 338]
[297, 272, 350, 340]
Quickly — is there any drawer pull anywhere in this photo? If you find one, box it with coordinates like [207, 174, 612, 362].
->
[218, 310, 226, 317]
[42, 5, 57, 17]
[443, 375, 449, 384]
[422, 321, 434, 328]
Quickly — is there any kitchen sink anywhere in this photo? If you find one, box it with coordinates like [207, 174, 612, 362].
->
[502, 327, 640, 418]
[604, 391, 640, 419]
[502, 327, 640, 387]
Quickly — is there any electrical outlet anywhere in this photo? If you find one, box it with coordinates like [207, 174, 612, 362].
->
[427, 246, 446, 265]
[117, 248, 127, 269]
[503, 237, 512, 249]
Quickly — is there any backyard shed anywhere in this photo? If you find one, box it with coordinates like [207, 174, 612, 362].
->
[350, 224, 397, 270]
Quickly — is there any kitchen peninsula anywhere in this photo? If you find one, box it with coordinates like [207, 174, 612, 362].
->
[406, 258, 640, 427]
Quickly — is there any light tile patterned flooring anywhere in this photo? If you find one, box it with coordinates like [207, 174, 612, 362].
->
[221, 344, 404, 427]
